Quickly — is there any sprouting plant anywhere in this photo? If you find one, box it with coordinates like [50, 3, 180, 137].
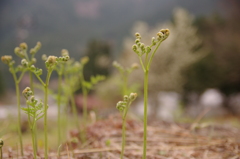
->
[22, 87, 44, 159]
[50, 49, 69, 146]
[116, 93, 137, 159]
[63, 59, 82, 134]
[22, 51, 69, 159]
[132, 29, 170, 159]
[15, 42, 41, 92]
[112, 61, 139, 95]
[0, 139, 3, 159]
[15, 42, 41, 152]
[79, 56, 105, 122]
[1, 55, 26, 156]
[62, 56, 105, 143]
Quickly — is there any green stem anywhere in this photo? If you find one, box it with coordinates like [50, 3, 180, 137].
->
[145, 53, 149, 67]
[139, 39, 163, 159]
[27, 104, 32, 127]
[35, 74, 45, 86]
[17, 71, 26, 83]
[27, 104, 37, 159]
[30, 72, 34, 93]
[122, 73, 128, 95]
[82, 87, 88, 122]
[30, 72, 38, 153]
[32, 109, 37, 159]
[33, 120, 38, 159]
[138, 56, 146, 72]
[120, 117, 126, 159]
[33, 116, 38, 152]
[24, 50, 30, 62]
[63, 73, 70, 141]
[147, 41, 162, 70]
[0, 147, 2, 159]
[120, 101, 132, 159]
[142, 70, 148, 159]
[79, 66, 88, 122]
[70, 94, 80, 132]
[57, 74, 62, 146]
[44, 69, 53, 159]
[12, 72, 24, 156]
[31, 123, 37, 159]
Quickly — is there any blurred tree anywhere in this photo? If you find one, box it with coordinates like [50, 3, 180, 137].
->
[0, 69, 5, 96]
[83, 39, 112, 81]
[184, 0, 240, 95]
[183, 0, 240, 113]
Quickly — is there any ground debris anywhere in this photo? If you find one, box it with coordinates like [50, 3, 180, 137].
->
[3, 114, 240, 159]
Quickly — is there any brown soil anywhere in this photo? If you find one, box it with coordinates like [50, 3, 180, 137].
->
[2, 115, 240, 159]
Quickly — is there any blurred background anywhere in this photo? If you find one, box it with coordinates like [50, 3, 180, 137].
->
[1, 0, 240, 121]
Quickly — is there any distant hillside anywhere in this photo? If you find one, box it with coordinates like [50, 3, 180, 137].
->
[0, 0, 221, 57]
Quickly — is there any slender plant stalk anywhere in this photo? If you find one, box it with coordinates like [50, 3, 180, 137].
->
[79, 65, 88, 122]
[79, 57, 104, 124]
[122, 73, 128, 95]
[0, 139, 3, 159]
[22, 86, 44, 159]
[33, 115, 38, 152]
[30, 72, 34, 92]
[57, 144, 62, 158]
[12, 73, 24, 156]
[70, 94, 85, 142]
[2, 55, 27, 156]
[132, 29, 170, 159]
[26, 101, 37, 159]
[66, 70, 80, 131]
[79, 64, 88, 143]
[142, 70, 148, 159]
[61, 86, 68, 141]
[120, 103, 130, 159]
[57, 74, 63, 146]
[0, 147, 2, 159]
[113, 62, 139, 159]
[142, 41, 161, 159]
[32, 101, 38, 159]
[82, 87, 88, 122]
[116, 93, 137, 159]
[29, 72, 39, 153]
[120, 117, 127, 159]
[31, 123, 37, 159]
[70, 94, 80, 132]
[44, 69, 53, 159]
[120, 101, 132, 159]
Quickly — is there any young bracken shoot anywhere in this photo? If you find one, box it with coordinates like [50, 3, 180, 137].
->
[53, 49, 70, 146]
[1, 55, 25, 156]
[1, 42, 41, 156]
[17, 42, 42, 153]
[132, 29, 170, 159]
[78, 56, 105, 142]
[64, 59, 82, 134]
[22, 87, 44, 159]
[21, 45, 70, 159]
[116, 93, 137, 159]
[79, 56, 105, 122]
[61, 56, 105, 142]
